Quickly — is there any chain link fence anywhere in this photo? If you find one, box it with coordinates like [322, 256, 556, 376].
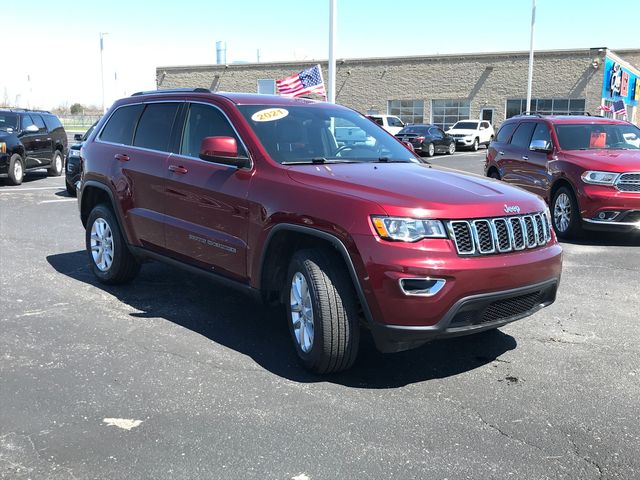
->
[58, 114, 102, 131]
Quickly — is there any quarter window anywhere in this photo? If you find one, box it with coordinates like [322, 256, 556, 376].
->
[388, 100, 424, 125]
[133, 103, 180, 152]
[100, 104, 144, 145]
[180, 103, 244, 159]
[510, 122, 537, 148]
[431, 99, 471, 131]
[496, 123, 517, 142]
[42, 114, 63, 131]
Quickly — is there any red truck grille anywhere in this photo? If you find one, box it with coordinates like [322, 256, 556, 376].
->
[447, 212, 551, 256]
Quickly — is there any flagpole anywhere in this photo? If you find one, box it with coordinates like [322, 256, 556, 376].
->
[525, 0, 535, 114]
[328, 0, 336, 103]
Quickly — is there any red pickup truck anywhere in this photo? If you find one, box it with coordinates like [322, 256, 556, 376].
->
[78, 89, 562, 373]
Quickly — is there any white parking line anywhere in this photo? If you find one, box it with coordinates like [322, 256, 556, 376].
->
[39, 199, 76, 204]
[0, 186, 64, 192]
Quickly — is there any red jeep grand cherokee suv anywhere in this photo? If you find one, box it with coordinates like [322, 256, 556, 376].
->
[78, 89, 562, 373]
[485, 115, 640, 238]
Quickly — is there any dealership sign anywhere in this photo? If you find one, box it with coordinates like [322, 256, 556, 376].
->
[602, 57, 639, 107]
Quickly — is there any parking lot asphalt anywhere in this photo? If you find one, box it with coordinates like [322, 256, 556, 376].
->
[1, 154, 639, 480]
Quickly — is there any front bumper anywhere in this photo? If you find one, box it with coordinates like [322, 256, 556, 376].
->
[578, 184, 640, 232]
[454, 137, 474, 146]
[351, 233, 563, 352]
[0, 153, 9, 176]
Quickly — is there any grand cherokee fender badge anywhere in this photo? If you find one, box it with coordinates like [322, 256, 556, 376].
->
[504, 204, 521, 214]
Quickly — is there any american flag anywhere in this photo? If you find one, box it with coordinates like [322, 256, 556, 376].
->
[613, 99, 627, 117]
[597, 104, 612, 112]
[276, 64, 326, 99]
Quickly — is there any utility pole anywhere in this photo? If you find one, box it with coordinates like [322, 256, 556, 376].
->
[328, 0, 337, 103]
[525, 0, 536, 114]
[100, 32, 108, 113]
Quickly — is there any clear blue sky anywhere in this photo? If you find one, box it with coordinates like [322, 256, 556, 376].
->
[3, 0, 638, 109]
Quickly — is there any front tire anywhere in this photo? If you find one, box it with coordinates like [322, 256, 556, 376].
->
[48, 150, 63, 176]
[551, 186, 582, 239]
[472, 138, 479, 151]
[8, 154, 24, 185]
[285, 249, 360, 374]
[86, 204, 140, 284]
[447, 142, 456, 155]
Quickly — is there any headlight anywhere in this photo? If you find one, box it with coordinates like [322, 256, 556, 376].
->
[371, 216, 447, 242]
[581, 171, 618, 185]
[0, 142, 6, 154]
[68, 149, 80, 158]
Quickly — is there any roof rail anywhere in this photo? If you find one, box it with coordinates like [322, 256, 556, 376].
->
[130, 88, 211, 96]
[3, 108, 52, 114]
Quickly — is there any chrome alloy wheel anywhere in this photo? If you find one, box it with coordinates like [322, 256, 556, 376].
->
[290, 272, 314, 353]
[54, 154, 62, 172]
[14, 160, 23, 182]
[554, 193, 571, 232]
[428, 143, 435, 156]
[449, 142, 455, 154]
[90, 218, 114, 272]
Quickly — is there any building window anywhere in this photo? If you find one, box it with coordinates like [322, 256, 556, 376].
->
[388, 100, 424, 124]
[257, 79, 276, 95]
[505, 98, 586, 118]
[431, 99, 471, 130]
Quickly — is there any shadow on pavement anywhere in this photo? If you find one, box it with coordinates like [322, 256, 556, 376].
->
[47, 250, 518, 389]
[560, 229, 640, 247]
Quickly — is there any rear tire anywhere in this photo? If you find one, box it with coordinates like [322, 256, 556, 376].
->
[285, 248, 360, 374]
[425, 142, 435, 157]
[48, 150, 63, 176]
[488, 169, 501, 180]
[86, 203, 140, 284]
[551, 186, 582, 239]
[8, 154, 24, 185]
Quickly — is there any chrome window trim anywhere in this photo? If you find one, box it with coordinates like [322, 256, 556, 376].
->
[94, 99, 254, 170]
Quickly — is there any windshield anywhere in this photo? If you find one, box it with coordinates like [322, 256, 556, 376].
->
[555, 123, 640, 150]
[451, 121, 478, 130]
[83, 122, 99, 141]
[0, 113, 18, 132]
[238, 104, 418, 164]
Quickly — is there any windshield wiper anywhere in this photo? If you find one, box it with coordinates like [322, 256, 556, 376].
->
[373, 157, 410, 163]
[281, 158, 358, 165]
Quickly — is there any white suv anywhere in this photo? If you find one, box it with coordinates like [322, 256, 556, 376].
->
[446, 120, 495, 151]
[367, 115, 405, 135]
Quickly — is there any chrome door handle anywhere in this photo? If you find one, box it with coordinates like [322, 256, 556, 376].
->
[522, 155, 529, 161]
[498, 151, 504, 155]
[168, 165, 188, 174]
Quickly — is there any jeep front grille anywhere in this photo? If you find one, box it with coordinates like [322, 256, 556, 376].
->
[616, 173, 640, 193]
[447, 212, 551, 256]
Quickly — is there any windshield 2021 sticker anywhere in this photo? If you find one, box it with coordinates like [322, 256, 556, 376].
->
[251, 108, 289, 122]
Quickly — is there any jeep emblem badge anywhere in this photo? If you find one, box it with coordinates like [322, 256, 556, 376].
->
[504, 204, 521, 214]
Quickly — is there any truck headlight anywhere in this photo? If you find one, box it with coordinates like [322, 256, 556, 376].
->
[372, 216, 447, 242]
[581, 171, 618, 185]
[0, 142, 6, 154]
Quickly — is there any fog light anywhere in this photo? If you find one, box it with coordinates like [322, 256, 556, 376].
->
[596, 211, 619, 221]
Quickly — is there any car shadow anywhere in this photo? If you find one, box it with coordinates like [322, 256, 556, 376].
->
[46, 250, 518, 389]
[560, 229, 640, 247]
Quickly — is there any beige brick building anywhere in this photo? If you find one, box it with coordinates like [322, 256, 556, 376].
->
[157, 47, 640, 128]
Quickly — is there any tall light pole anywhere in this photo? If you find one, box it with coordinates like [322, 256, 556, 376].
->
[525, 0, 536, 114]
[328, 0, 337, 103]
[100, 32, 108, 113]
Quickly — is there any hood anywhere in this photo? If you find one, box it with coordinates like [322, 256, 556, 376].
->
[447, 128, 477, 135]
[560, 149, 640, 173]
[286, 162, 546, 219]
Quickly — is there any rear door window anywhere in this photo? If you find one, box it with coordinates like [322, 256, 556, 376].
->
[133, 103, 180, 152]
[100, 104, 144, 145]
[510, 122, 537, 148]
[496, 123, 517, 142]
[32, 115, 47, 132]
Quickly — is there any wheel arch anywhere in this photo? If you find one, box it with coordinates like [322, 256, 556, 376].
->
[550, 176, 579, 207]
[80, 181, 120, 229]
[258, 224, 374, 326]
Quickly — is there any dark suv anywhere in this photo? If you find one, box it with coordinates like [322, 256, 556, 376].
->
[0, 109, 68, 185]
[485, 115, 640, 238]
[78, 89, 562, 373]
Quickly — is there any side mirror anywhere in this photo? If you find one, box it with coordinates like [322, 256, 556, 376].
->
[199, 136, 250, 168]
[24, 124, 39, 133]
[529, 139, 553, 153]
[74, 133, 83, 141]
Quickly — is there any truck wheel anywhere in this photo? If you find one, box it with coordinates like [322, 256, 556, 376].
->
[8, 154, 24, 185]
[551, 186, 582, 239]
[48, 150, 63, 176]
[285, 248, 360, 374]
[472, 138, 479, 151]
[86, 204, 140, 284]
